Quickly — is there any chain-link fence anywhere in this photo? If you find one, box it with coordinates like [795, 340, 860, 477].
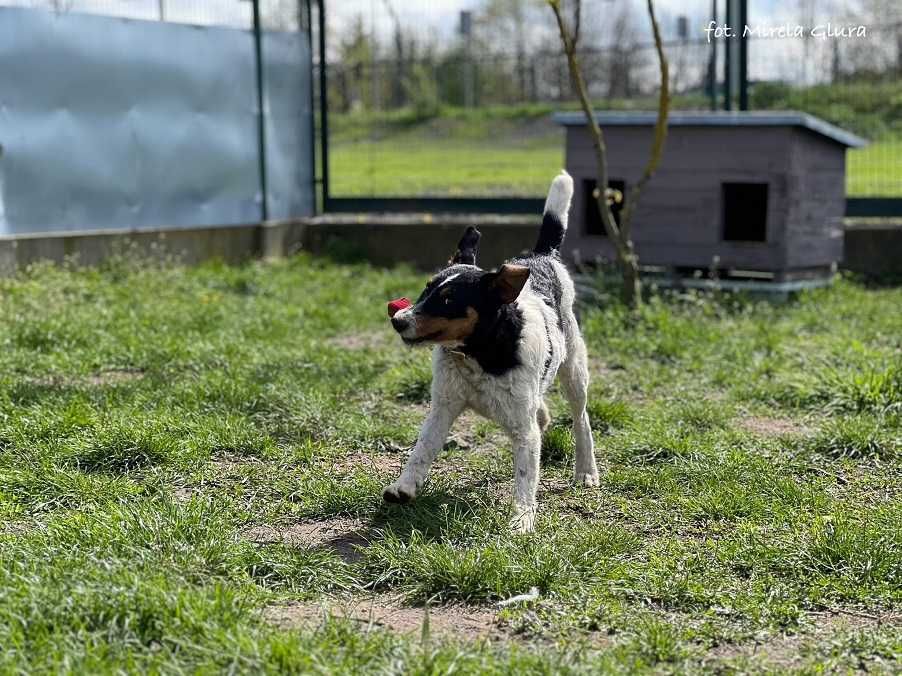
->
[323, 0, 901, 205]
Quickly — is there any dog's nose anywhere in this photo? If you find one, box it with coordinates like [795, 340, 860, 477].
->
[391, 316, 409, 333]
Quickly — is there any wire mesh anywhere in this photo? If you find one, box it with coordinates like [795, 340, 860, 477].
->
[323, 0, 901, 201]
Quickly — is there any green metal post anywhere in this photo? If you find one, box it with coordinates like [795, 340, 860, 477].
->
[739, 0, 749, 110]
[318, 0, 330, 211]
[252, 0, 269, 221]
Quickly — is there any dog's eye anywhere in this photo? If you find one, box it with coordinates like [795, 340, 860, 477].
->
[444, 297, 452, 306]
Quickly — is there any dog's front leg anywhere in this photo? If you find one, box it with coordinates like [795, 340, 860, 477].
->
[383, 400, 463, 504]
[510, 420, 542, 533]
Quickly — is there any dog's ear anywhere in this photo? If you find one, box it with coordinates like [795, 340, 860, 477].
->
[449, 226, 481, 266]
[485, 264, 530, 304]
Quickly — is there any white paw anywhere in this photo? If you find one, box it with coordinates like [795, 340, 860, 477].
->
[382, 479, 418, 504]
[510, 504, 537, 533]
[575, 471, 600, 487]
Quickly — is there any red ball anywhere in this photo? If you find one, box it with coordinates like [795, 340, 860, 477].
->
[387, 297, 412, 317]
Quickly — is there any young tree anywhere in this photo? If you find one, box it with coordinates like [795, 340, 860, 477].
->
[547, 0, 670, 308]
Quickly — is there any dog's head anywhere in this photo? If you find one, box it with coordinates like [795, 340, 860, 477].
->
[388, 227, 530, 347]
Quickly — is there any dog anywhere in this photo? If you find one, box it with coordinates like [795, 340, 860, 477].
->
[384, 170, 598, 532]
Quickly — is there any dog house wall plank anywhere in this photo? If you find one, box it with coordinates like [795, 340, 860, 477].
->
[783, 129, 846, 268]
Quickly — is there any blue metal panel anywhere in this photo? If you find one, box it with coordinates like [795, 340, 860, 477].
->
[262, 29, 314, 221]
[0, 8, 313, 235]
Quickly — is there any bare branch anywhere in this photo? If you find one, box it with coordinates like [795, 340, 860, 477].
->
[619, 0, 670, 240]
[547, 0, 628, 261]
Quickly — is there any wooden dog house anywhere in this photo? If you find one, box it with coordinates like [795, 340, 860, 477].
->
[554, 111, 866, 284]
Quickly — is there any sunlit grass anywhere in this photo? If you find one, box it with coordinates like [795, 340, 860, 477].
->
[0, 256, 900, 672]
[330, 109, 901, 198]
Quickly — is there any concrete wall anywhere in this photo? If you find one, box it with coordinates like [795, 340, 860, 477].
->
[844, 222, 902, 278]
[0, 216, 897, 281]
[299, 214, 538, 270]
[0, 216, 537, 274]
[0, 225, 263, 275]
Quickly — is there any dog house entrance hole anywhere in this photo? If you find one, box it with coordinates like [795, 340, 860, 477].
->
[722, 182, 768, 242]
[584, 178, 626, 236]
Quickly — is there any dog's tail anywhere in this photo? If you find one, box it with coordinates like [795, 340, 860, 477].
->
[534, 170, 574, 255]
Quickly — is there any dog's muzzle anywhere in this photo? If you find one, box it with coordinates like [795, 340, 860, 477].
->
[391, 315, 410, 333]
[390, 306, 421, 342]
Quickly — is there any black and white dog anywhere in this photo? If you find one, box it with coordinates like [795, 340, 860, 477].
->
[385, 171, 597, 532]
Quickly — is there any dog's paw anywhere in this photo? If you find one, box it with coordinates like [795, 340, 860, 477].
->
[382, 481, 417, 504]
[575, 471, 600, 488]
[509, 504, 536, 534]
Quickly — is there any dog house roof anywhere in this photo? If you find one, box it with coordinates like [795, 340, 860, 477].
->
[552, 110, 867, 148]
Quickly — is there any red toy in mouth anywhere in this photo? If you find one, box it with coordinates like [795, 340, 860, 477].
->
[387, 297, 412, 317]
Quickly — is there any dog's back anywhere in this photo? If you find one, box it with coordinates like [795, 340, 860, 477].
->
[506, 171, 580, 392]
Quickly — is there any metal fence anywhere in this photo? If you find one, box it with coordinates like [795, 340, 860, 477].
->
[2, 0, 899, 225]
[320, 0, 902, 212]
[0, 0, 315, 235]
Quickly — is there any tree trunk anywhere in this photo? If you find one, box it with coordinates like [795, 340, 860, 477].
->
[620, 250, 641, 307]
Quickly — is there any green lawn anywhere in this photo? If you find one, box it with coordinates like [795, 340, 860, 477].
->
[330, 137, 563, 197]
[1, 256, 900, 673]
[329, 108, 564, 197]
[848, 137, 902, 197]
[329, 109, 902, 198]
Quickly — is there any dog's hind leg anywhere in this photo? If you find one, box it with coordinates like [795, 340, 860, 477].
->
[560, 334, 599, 487]
[536, 400, 551, 434]
[383, 400, 463, 504]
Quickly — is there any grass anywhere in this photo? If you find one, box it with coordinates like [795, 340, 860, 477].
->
[329, 105, 902, 198]
[848, 137, 902, 197]
[1, 254, 901, 673]
[329, 106, 564, 197]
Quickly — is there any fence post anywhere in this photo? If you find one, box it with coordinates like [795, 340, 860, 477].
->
[252, 0, 269, 221]
[707, 0, 717, 110]
[723, 0, 732, 110]
[318, 0, 330, 211]
[738, 0, 748, 110]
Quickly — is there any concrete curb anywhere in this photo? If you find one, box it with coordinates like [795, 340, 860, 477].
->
[1, 216, 899, 278]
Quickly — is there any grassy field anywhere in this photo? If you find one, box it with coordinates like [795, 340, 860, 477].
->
[1, 255, 900, 673]
[329, 107, 902, 198]
[329, 107, 564, 198]
[848, 137, 902, 198]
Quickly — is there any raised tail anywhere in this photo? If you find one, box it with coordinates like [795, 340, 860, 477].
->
[534, 170, 574, 255]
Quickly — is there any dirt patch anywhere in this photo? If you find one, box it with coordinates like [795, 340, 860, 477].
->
[329, 331, 392, 351]
[208, 451, 265, 474]
[85, 369, 145, 386]
[738, 416, 810, 438]
[0, 520, 32, 537]
[244, 516, 371, 562]
[25, 368, 144, 388]
[329, 411, 507, 475]
[446, 411, 508, 455]
[704, 609, 898, 669]
[329, 452, 402, 475]
[264, 593, 504, 640]
[173, 486, 194, 502]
